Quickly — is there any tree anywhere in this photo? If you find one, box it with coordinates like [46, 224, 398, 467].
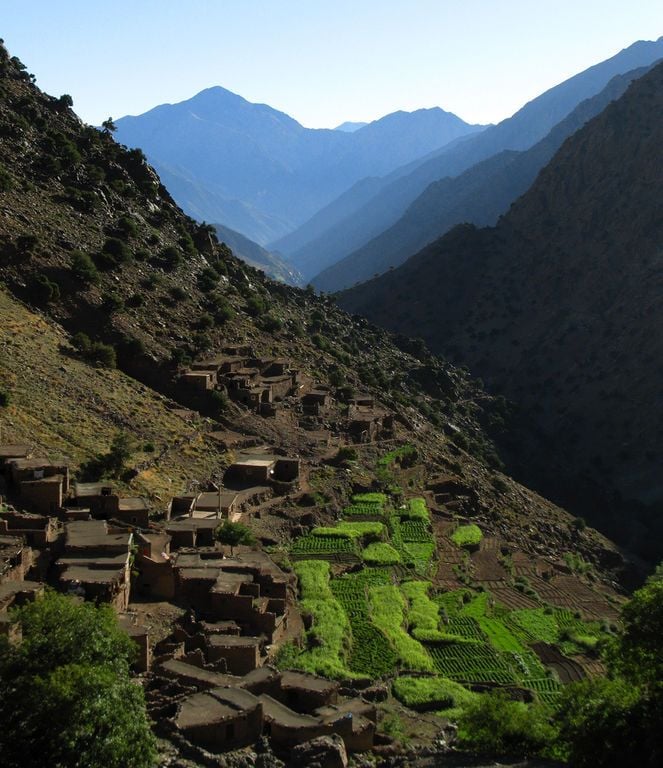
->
[0, 591, 156, 768]
[215, 520, 255, 555]
[101, 116, 117, 134]
[554, 566, 663, 768]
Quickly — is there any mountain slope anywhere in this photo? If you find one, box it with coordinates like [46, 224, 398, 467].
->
[213, 223, 303, 285]
[114, 90, 482, 244]
[339, 60, 663, 561]
[284, 37, 663, 281]
[313, 64, 654, 292]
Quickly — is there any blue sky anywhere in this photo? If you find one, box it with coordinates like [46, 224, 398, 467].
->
[1, 1, 661, 127]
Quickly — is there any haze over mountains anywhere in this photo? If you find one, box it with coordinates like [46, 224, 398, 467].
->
[114, 91, 484, 245]
[338, 59, 663, 559]
[290, 36, 663, 284]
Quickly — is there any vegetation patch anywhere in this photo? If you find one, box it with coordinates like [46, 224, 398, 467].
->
[369, 584, 434, 671]
[291, 561, 353, 678]
[392, 675, 477, 713]
[363, 542, 402, 565]
[451, 524, 483, 549]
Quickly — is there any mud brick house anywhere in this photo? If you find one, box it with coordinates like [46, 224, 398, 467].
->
[0, 444, 31, 472]
[190, 491, 239, 519]
[0, 532, 32, 584]
[180, 370, 216, 391]
[224, 453, 300, 488]
[0, 580, 43, 639]
[301, 388, 333, 416]
[7, 457, 69, 515]
[172, 551, 290, 645]
[133, 531, 175, 600]
[56, 519, 133, 611]
[116, 497, 150, 528]
[0, 506, 59, 548]
[175, 687, 263, 752]
[118, 612, 151, 672]
[73, 481, 116, 515]
[347, 405, 393, 443]
[165, 518, 218, 548]
[207, 635, 261, 675]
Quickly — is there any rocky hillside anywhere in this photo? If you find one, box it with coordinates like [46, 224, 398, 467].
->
[339, 60, 663, 562]
[0, 41, 632, 588]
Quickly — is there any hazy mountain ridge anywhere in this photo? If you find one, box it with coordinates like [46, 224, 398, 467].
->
[282, 37, 663, 281]
[114, 89, 483, 244]
[312, 63, 656, 291]
[338, 60, 663, 560]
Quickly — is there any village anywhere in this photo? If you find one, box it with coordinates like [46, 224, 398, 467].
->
[0, 346, 402, 764]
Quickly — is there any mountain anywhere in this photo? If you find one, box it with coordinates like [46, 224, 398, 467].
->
[338, 60, 663, 561]
[312, 64, 655, 292]
[114, 90, 483, 245]
[213, 223, 303, 285]
[334, 121, 368, 132]
[280, 37, 663, 282]
[0, 37, 648, 766]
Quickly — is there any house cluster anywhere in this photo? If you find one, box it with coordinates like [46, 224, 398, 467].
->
[179, 346, 394, 444]
[149, 662, 377, 756]
[179, 346, 301, 416]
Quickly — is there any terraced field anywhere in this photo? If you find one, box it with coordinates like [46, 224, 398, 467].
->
[287, 477, 618, 713]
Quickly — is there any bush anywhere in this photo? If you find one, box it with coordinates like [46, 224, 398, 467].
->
[197, 267, 219, 292]
[160, 245, 181, 271]
[32, 273, 60, 304]
[457, 691, 556, 757]
[0, 163, 12, 191]
[0, 389, 9, 408]
[168, 285, 187, 301]
[214, 298, 234, 325]
[70, 250, 99, 283]
[100, 237, 132, 266]
[246, 295, 266, 317]
[102, 293, 124, 314]
[88, 342, 117, 368]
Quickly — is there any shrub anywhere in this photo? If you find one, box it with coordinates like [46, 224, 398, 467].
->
[335, 446, 357, 464]
[102, 293, 124, 314]
[160, 246, 182, 271]
[115, 215, 138, 238]
[72, 331, 91, 354]
[457, 691, 557, 757]
[168, 285, 187, 301]
[0, 163, 12, 191]
[246, 295, 266, 317]
[70, 251, 99, 283]
[32, 273, 60, 304]
[197, 267, 219, 292]
[259, 312, 283, 333]
[17, 234, 39, 253]
[102, 237, 132, 264]
[0, 388, 9, 407]
[214, 298, 234, 325]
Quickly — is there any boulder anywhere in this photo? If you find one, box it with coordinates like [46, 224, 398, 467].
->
[290, 734, 348, 768]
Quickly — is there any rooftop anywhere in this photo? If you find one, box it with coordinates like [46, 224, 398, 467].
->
[65, 520, 131, 549]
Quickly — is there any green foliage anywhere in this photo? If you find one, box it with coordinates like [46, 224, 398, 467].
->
[451, 524, 483, 549]
[337, 521, 385, 542]
[564, 551, 592, 574]
[291, 561, 353, 678]
[0, 162, 12, 191]
[369, 584, 434, 671]
[392, 675, 477, 713]
[0, 592, 156, 768]
[70, 250, 99, 283]
[0, 388, 8, 407]
[335, 445, 358, 464]
[401, 581, 450, 641]
[168, 285, 187, 301]
[400, 497, 430, 521]
[32, 273, 60, 304]
[363, 542, 402, 565]
[159, 245, 182, 271]
[79, 431, 132, 481]
[246, 294, 266, 317]
[215, 521, 255, 554]
[97, 237, 132, 269]
[457, 691, 557, 757]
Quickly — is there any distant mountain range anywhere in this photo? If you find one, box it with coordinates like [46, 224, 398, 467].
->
[334, 121, 368, 132]
[213, 224, 303, 285]
[338, 59, 663, 559]
[114, 94, 484, 244]
[312, 62, 657, 292]
[277, 37, 663, 283]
